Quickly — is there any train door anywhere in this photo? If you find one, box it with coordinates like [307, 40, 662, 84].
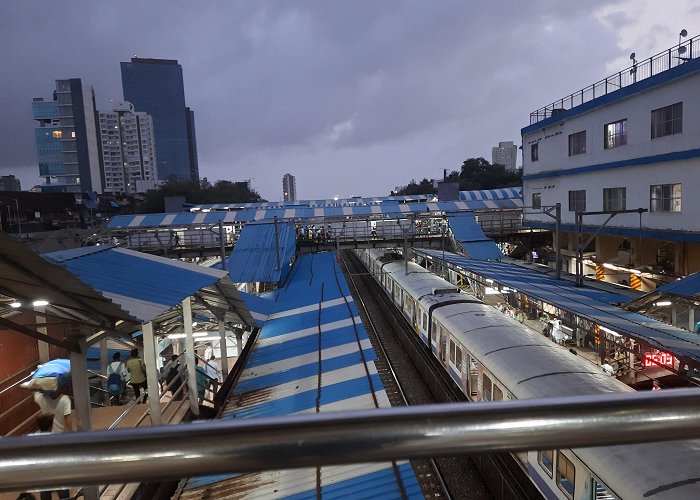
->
[467, 355, 480, 400]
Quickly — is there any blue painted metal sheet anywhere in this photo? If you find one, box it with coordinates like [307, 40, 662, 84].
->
[227, 220, 296, 284]
[418, 248, 700, 363]
[107, 195, 521, 229]
[656, 273, 700, 297]
[43, 246, 229, 323]
[178, 252, 421, 499]
[447, 213, 503, 260]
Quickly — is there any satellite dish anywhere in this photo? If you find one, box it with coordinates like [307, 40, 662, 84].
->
[680, 29, 688, 37]
[679, 46, 687, 55]
[630, 52, 636, 60]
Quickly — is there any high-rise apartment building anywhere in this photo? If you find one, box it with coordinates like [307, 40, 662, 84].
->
[120, 58, 199, 182]
[492, 141, 518, 171]
[99, 101, 158, 194]
[283, 173, 297, 202]
[33, 79, 103, 193]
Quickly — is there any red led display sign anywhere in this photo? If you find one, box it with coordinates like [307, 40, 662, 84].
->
[643, 352, 674, 367]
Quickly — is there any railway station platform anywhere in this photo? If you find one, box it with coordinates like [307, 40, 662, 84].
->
[173, 252, 422, 499]
[412, 247, 700, 385]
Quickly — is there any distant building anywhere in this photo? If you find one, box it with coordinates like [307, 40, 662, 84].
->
[32, 79, 103, 193]
[492, 141, 518, 171]
[99, 101, 158, 194]
[121, 58, 199, 182]
[283, 173, 297, 202]
[0, 175, 21, 191]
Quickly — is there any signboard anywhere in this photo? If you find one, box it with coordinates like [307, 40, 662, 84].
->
[643, 352, 674, 368]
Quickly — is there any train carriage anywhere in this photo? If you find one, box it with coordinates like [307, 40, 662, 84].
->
[357, 248, 700, 500]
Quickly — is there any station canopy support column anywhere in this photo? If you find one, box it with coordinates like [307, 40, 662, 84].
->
[182, 297, 199, 416]
[142, 321, 162, 425]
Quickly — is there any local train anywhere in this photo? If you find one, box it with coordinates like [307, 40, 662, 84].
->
[357, 248, 699, 500]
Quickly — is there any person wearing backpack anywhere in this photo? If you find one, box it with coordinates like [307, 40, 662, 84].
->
[107, 352, 127, 405]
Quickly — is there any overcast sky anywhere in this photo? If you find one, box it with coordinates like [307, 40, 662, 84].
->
[1, 1, 698, 201]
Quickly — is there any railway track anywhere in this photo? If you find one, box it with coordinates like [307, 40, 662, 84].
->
[338, 250, 490, 500]
[339, 249, 539, 500]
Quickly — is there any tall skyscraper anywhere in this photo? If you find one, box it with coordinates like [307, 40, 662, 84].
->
[283, 173, 297, 202]
[491, 141, 518, 171]
[99, 101, 158, 194]
[33, 79, 103, 193]
[120, 58, 199, 182]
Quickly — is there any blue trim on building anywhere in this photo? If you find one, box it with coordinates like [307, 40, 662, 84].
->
[525, 220, 700, 243]
[522, 56, 700, 135]
[522, 148, 700, 181]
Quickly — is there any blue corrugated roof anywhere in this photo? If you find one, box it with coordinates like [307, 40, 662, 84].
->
[656, 273, 700, 297]
[228, 220, 296, 284]
[417, 248, 700, 363]
[447, 213, 503, 260]
[43, 246, 231, 323]
[107, 198, 519, 229]
[180, 252, 421, 498]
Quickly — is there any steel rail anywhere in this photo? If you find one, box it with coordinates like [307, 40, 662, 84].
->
[1, 389, 699, 491]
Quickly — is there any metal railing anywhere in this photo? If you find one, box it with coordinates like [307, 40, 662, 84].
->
[0, 389, 699, 491]
[530, 34, 700, 124]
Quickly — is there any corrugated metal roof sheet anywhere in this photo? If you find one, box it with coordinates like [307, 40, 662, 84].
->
[42, 246, 252, 325]
[107, 199, 519, 229]
[447, 213, 503, 260]
[417, 248, 700, 364]
[459, 186, 522, 203]
[178, 252, 421, 499]
[656, 272, 700, 297]
[228, 220, 296, 284]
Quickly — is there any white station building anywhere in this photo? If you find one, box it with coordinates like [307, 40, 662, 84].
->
[522, 35, 700, 292]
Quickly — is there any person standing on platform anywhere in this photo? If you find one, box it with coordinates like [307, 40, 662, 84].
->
[126, 349, 147, 401]
[652, 380, 662, 391]
[601, 359, 615, 376]
[164, 354, 184, 400]
[107, 352, 128, 405]
[205, 354, 221, 396]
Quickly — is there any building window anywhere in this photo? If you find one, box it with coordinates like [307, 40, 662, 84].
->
[483, 374, 492, 401]
[651, 102, 682, 139]
[650, 184, 681, 212]
[568, 190, 586, 212]
[531, 143, 539, 162]
[568, 130, 586, 156]
[604, 119, 627, 149]
[538, 450, 554, 477]
[603, 187, 626, 212]
[557, 453, 576, 499]
[52, 130, 63, 139]
[532, 192, 542, 209]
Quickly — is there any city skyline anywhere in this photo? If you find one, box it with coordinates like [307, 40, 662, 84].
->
[1, 1, 699, 201]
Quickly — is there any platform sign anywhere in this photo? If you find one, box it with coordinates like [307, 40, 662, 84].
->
[643, 352, 674, 368]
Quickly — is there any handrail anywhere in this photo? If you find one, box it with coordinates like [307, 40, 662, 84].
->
[0, 373, 32, 397]
[0, 389, 699, 491]
[530, 34, 700, 125]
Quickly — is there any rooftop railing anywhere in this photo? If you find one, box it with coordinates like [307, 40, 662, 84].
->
[530, 34, 700, 125]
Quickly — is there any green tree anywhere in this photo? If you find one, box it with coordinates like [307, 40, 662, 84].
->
[136, 179, 265, 213]
[393, 178, 436, 196]
[458, 157, 521, 190]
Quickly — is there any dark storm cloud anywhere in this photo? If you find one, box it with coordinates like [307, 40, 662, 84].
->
[0, 1, 692, 199]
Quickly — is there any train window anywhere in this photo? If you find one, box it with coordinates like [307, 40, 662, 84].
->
[455, 346, 462, 368]
[538, 450, 554, 478]
[422, 312, 428, 331]
[557, 452, 576, 499]
[493, 384, 503, 401]
[591, 478, 618, 499]
[483, 374, 493, 401]
[449, 340, 456, 363]
[431, 320, 437, 342]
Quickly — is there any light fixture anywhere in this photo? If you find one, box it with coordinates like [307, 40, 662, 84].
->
[32, 300, 49, 307]
[10, 301, 21, 308]
[654, 301, 672, 307]
[192, 331, 208, 338]
[167, 333, 186, 339]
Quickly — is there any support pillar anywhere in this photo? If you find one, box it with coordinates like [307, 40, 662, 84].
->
[218, 319, 229, 377]
[689, 308, 696, 333]
[671, 304, 678, 326]
[235, 330, 243, 357]
[35, 305, 50, 363]
[182, 297, 199, 415]
[142, 322, 161, 425]
[100, 340, 109, 406]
